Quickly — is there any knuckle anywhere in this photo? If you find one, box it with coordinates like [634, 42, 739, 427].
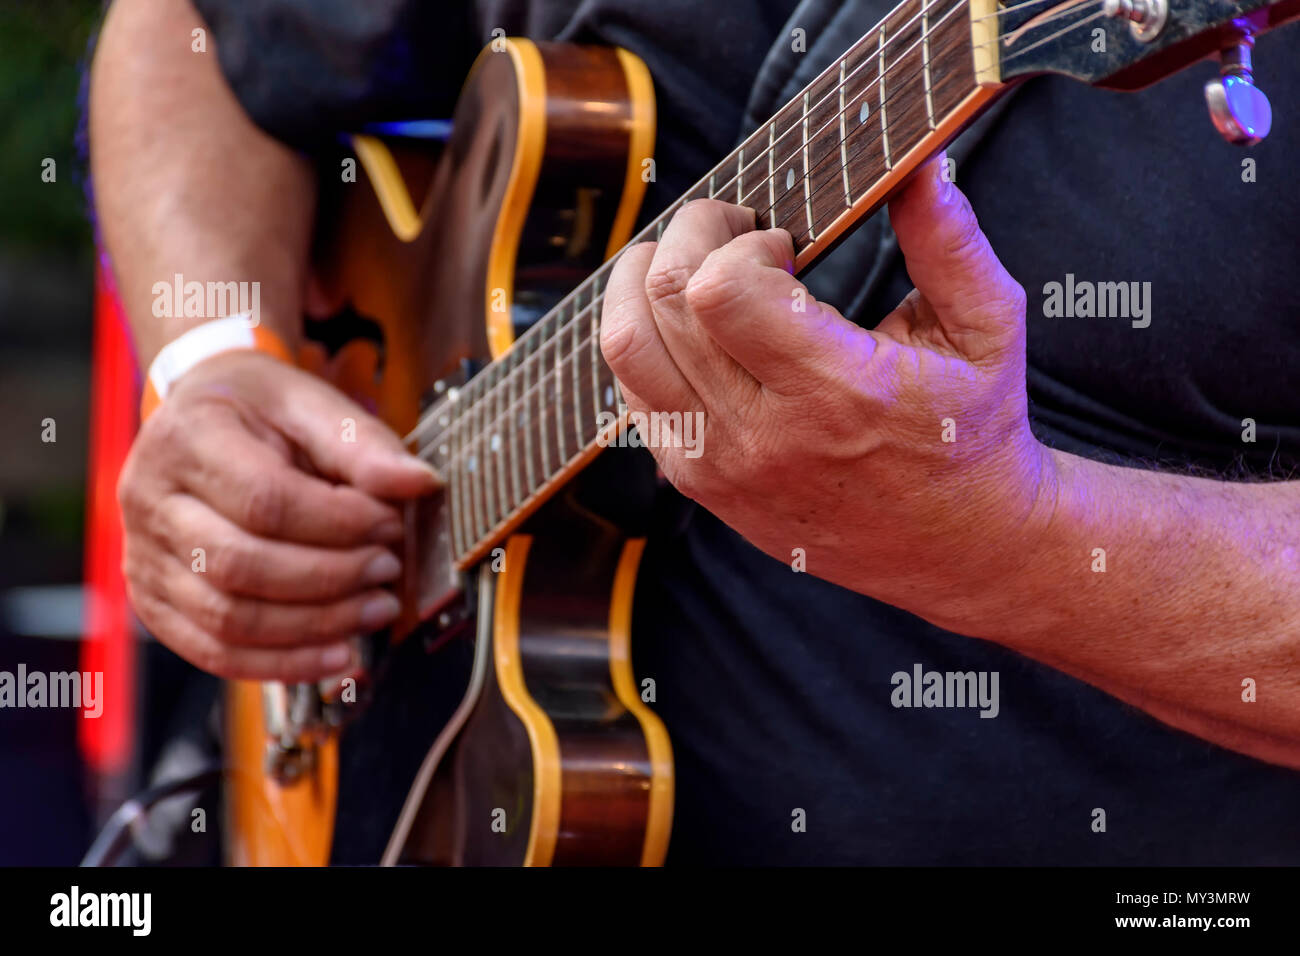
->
[941, 206, 985, 261]
[144, 406, 188, 455]
[643, 264, 693, 311]
[239, 479, 286, 534]
[683, 262, 743, 319]
[599, 313, 652, 373]
[198, 588, 243, 639]
[207, 536, 254, 591]
[679, 198, 714, 217]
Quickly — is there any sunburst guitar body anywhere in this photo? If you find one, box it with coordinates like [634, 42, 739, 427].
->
[224, 39, 673, 866]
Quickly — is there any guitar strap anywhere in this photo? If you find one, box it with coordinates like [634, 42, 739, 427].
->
[739, 0, 1022, 325]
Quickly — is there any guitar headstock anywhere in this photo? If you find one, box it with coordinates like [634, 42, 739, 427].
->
[971, 0, 1300, 143]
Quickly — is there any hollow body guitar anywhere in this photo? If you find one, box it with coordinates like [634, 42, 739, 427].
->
[224, 0, 1300, 866]
[226, 40, 671, 866]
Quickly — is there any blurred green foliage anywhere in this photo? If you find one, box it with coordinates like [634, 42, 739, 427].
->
[0, 0, 105, 255]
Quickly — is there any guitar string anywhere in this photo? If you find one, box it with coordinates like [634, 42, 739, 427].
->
[405, 0, 970, 448]
[414, 8, 1106, 499]
[1001, 7, 1106, 62]
[412, 0, 1110, 459]
[409, 0, 1105, 454]
[409, 20, 971, 453]
[726, 0, 1096, 209]
[419, 59, 988, 516]
[969, 0, 1060, 22]
[429, 10, 1110, 549]
[430, 59, 983, 543]
[418, 4, 1103, 486]
[414, 28, 978, 462]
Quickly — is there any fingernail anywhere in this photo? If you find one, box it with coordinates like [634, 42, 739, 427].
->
[368, 518, 404, 543]
[396, 453, 443, 484]
[321, 644, 352, 670]
[359, 592, 401, 630]
[362, 551, 402, 585]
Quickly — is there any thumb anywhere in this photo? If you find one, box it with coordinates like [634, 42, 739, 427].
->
[272, 367, 441, 500]
[887, 154, 1026, 364]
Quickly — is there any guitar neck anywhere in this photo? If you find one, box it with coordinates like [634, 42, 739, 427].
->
[417, 0, 1003, 568]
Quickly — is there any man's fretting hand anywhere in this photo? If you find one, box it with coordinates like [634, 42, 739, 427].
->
[600, 154, 1055, 623]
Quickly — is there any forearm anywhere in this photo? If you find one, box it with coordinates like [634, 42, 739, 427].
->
[90, 0, 316, 364]
[953, 448, 1300, 768]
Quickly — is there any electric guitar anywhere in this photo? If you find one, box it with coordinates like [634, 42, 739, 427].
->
[222, 0, 1299, 865]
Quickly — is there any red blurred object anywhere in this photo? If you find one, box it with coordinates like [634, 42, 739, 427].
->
[79, 255, 138, 782]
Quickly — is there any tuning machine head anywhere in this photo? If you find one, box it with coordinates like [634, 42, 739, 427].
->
[1204, 31, 1271, 146]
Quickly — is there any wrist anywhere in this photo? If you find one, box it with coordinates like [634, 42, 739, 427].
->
[922, 436, 1068, 637]
[141, 313, 292, 421]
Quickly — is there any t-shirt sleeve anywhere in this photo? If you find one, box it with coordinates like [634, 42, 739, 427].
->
[191, 0, 478, 150]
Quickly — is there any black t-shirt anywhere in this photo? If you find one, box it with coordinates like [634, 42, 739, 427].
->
[192, 0, 1300, 863]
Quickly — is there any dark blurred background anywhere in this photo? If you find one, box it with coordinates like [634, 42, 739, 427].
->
[1, 0, 117, 866]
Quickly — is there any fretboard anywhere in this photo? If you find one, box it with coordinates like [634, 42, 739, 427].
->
[414, 0, 994, 567]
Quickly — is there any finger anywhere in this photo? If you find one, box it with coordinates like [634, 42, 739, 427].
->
[887, 153, 1025, 364]
[274, 380, 442, 501]
[644, 200, 761, 407]
[166, 413, 407, 546]
[161, 493, 402, 602]
[601, 241, 701, 417]
[131, 584, 355, 682]
[687, 228, 879, 395]
[157, 549, 401, 647]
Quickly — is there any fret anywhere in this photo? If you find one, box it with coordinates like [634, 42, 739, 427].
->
[551, 326, 567, 463]
[535, 327, 551, 484]
[570, 298, 585, 452]
[507, 346, 523, 511]
[468, 387, 487, 543]
[457, 396, 475, 555]
[715, 150, 743, 206]
[839, 34, 884, 205]
[590, 287, 604, 436]
[805, 66, 846, 226]
[811, 1, 979, 244]
[708, 170, 717, 199]
[520, 329, 537, 497]
[878, 27, 891, 169]
[476, 366, 496, 534]
[449, 392, 465, 554]
[491, 364, 510, 519]
[767, 121, 776, 224]
[922, 0, 936, 129]
[479, 367, 500, 536]
[800, 91, 815, 240]
[766, 97, 808, 241]
[448, 393, 466, 557]
[737, 147, 744, 205]
[928, 0, 977, 118]
[838, 59, 852, 206]
[882, 1, 934, 161]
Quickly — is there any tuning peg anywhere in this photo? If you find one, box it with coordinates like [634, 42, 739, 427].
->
[1204, 34, 1271, 146]
[1102, 0, 1167, 42]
